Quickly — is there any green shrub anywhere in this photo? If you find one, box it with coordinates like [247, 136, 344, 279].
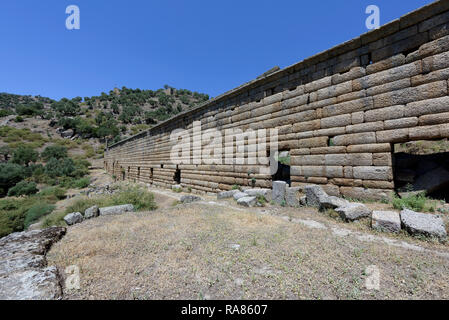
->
[0, 163, 26, 196]
[24, 203, 55, 228]
[41, 145, 68, 161]
[72, 177, 90, 189]
[44, 157, 75, 177]
[38, 186, 66, 200]
[11, 146, 38, 166]
[7, 181, 38, 197]
[392, 193, 428, 212]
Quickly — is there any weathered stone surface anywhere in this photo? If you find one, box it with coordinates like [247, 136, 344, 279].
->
[320, 196, 349, 210]
[0, 227, 66, 300]
[304, 185, 328, 208]
[272, 181, 287, 204]
[372, 211, 401, 233]
[63, 212, 83, 226]
[233, 192, 249, 201]
[84, 206, 99, 219]
[60, 129, 74, 138]
[180, 195, 202, 203]
[244, 188, 272, 201]
[237, 196, 257, 207]
[335, 203, 372, 221]
[400, 209, 447, 239]
[285, 187, 301, 207]
[99, 204, 135, 215]
[217, 190, 240, 200]
[353, 166, 393, 181]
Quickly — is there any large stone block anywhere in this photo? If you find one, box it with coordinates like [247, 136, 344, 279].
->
[404, 96, 449, 117]
[64, 212, 83, 226]
[372, 211, 401, 233]
[335, 203, 372, 221]
[272, 181, 287, 204]
[244, 188, 272, 202]
[99, 204, 135, 216]
[217, 190, 241, 200]
[353, 166, 393, 181]
[237, 196, 257, 207]
[285, 187, 301, 207]
[332, 132, 376, 146]
[400, 209, 447, 239]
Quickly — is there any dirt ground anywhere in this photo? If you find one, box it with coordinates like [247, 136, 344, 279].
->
[47, 188, 449, 300]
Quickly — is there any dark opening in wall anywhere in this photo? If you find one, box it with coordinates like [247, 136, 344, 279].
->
[150, 168, 154, 181]
[137, 167, 140, 180]
[174, 169, 181, 184]
[161, 164, 164, 169]
[272, 150, 291, 186]
[393, 140, 449, 202]
[264, 88, 274, 97]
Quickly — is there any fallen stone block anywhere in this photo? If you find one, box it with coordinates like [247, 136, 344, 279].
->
[320, 196, 349, 211]
[372, 211, 401, 233]
[217, 190, 241, 200]
[272, 181, 287, 204]
[400, 209, 447, 239]
[244, 188, 272, 201]
[84, 206, 99, 219]
[237, 196, 257, 207]
[180, 195, 202, 203]
[285, 187, 301, 207]
[63, 212, 83, 226]
[99, 204, 135, 216]
[335, 203, 372, 221]
[304, 185, 328, 208]
[233, 192, 249, 201]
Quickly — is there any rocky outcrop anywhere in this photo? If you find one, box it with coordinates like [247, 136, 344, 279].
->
[400, 209, 447, 239]
[0, 227, 66, 300]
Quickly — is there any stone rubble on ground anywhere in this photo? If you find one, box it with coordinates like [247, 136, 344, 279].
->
[233, 192, 249, 201]
[63, 212, 83, 226]
[0, 227, 66, 300]
[99, 204, 135, 216]
[237, 196, 257, 207]
[180, 195, 202, 203]
[217, 190, 241, 199]
[84, 206, 99, 219]
[372, 211, 401, 233]
[400, 209, 447, 239]
[335, 203, 372, 221]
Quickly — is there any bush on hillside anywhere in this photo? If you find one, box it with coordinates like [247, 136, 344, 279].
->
[7, 181, 38, 197]
[0, 163, 26, 196]
[23, 203, 55, 229]
[41, 145, 68, 161]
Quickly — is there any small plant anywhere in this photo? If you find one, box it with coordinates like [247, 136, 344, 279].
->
[392, 192, 430, 212]
[256, 194, 267, 206]
[231, 185, 240, 190]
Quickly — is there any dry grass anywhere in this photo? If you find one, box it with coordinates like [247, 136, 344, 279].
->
[47, 200, 449, 300]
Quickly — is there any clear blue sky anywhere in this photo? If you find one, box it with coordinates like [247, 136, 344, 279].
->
[0, 0, 434, 100]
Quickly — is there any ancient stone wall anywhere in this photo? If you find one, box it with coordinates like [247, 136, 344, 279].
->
[105, 0, 449, 200]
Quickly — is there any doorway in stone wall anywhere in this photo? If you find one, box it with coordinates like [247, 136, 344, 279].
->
[271, 150, 291, 186]
[393, 139, 449, 202]
[174, 168, 181, 184]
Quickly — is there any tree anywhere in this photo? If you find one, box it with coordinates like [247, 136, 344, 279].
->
[41, 145, 68, 161]
[7, 181, 38, 197]
[0, 163, 26, 196]
[44, 157, 75, 178]
[11, 146, 38, 167]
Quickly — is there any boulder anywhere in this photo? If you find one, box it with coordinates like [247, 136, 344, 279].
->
[371, 211, 401, 233]
[285, 187, 301, 207]
[244, 188, 272, 201]
[84, 206, 99, 219]
[217, 190, 240, 200]
[319, 196, 349, 211]
[99, 204, 135, 216]
[400, 209, 447, 239]
[63, 212, 83, 226]
[0, 227, 66, 300]
[335, 203, 372, 221]
[304, 185, 328, 208]
[237, 196, 257, 207]
[272, 181, 287, 204]
[60, 129, 74, 138]
[180, 195, 202, 203]
[233, 192, 249, 201]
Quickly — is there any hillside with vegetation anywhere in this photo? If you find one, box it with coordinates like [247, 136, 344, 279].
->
[0, 86, 209, 237]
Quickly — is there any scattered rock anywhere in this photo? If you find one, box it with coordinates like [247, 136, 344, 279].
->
[230, 244, 240, 251]
[335, 203, 371, 221]
[99, 204, 135, 216]
[60, 129, 74, 138]
[285, 187, 301, 207]
[272, 181, 287, 204]
[304, 185, 328, 208]
[372, 211, 401, 233]
[217, 190, 240, 200]
[237, 196, 257, 207]
[63, 212, 83, 226]
[400, 209, 447, 239]
[84, 206, 99, 219]
[233, 192, 249, 201]
[172, 184, 182, 192]
[0, 227, 66, 300]
[180, 195, 202, 203]
[320, 196, 349, 211]
[244, 188, 272, 201]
